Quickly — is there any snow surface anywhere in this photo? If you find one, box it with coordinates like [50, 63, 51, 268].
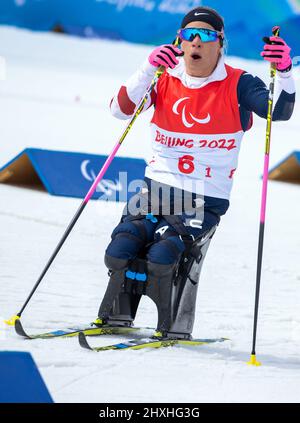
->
[0, 26, 300, 403]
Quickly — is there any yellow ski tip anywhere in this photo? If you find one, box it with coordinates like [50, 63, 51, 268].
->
[152, 331, 163, 339]
[247, 354, 262, 366]
[93, 317, 104, 326]
[4, 315, 20, 326]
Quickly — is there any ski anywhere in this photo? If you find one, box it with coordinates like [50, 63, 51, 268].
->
[79, 331, 228, 351]
[14, 318, 154, 340]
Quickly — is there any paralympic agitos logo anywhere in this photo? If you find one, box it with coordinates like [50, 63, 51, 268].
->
[80, 160, 122, 196]
[172, 97, 211, 128]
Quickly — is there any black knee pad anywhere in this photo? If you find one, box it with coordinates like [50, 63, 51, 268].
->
[104, 254, 129, 271]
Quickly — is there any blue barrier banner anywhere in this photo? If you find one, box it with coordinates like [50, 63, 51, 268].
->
[0, 1, 299, 59]
[0, 351, 53, 403]
[0, 148, 147, 202]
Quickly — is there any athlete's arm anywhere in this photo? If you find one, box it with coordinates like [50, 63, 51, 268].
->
[237, 71, 295, 124]
[110, 45, 182, 120]
[110, 60, 158, 120]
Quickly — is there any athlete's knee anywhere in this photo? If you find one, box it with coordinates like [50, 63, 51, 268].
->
[105, 235, 141, 262]
[105, 220, 146, 262]
[147, 236, 185, 265]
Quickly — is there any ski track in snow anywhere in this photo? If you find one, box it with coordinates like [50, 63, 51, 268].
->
[0, 26, 300, 403]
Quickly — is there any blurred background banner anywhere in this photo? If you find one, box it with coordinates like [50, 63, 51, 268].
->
[0, 148, 147, 201]
[0, 0, 299, 59]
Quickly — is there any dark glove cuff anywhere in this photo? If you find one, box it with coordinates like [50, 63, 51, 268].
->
[278, 63, 293, 73]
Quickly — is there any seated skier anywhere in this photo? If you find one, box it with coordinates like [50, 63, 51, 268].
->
[96, 6, 295, 338]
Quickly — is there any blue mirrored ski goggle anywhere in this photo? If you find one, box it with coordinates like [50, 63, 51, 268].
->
[177, 27, 224, 43]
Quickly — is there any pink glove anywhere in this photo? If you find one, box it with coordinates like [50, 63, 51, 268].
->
[261, 36, 292, 71]
[148, 44, 183, 69]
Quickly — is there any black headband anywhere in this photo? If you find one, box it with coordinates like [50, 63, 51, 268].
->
[181, 6, 224, 31]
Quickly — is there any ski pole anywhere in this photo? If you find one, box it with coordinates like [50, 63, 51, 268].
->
[5, 65, 167, 326]
[247, 26, 280, 366]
